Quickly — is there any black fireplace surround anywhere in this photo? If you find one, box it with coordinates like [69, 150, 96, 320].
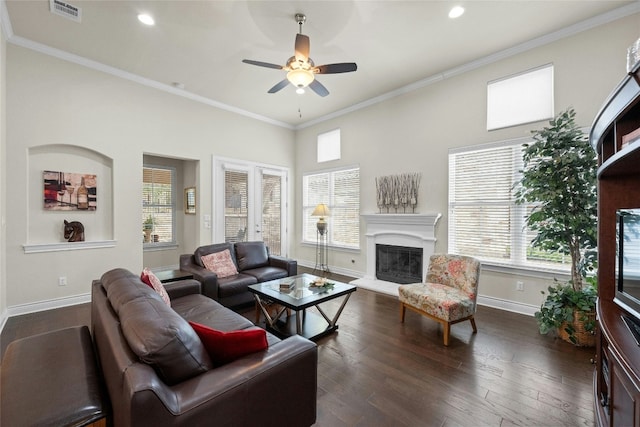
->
[375, 244, 423, 284]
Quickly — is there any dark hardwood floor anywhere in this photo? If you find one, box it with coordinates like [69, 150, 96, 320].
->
[1, 271, 596, 426]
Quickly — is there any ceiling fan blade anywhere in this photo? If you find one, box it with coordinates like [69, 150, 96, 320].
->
[242, 59, 284, 70]
[268, 79, 290, 94]
[295, 34, 310, 61]
[314, 63, 358, 74]
[309, 79, 329, 97]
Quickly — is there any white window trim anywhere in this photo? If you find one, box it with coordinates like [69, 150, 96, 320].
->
[143, 164, 177, 249]
[317, 128, 341, 163]
[487, 63, 554, 131]
[302, 164, 360, 250]
[448, 135, 576, 274]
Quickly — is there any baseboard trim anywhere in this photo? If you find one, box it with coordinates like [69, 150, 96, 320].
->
[296, 259, 364, 280]
[0, 270, 538, 337]
[0, 309, 8, 335]
[6, 293, 91, 318]
[477, 295, 538, 317]
[300, 260, 539, 317]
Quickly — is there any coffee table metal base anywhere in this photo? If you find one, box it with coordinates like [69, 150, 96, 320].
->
[253, 293, 352, 341]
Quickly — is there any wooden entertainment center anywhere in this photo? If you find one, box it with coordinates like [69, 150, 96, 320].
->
[591, 61, 640, 427]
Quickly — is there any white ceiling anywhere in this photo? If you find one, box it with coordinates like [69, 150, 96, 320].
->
[3, 0, 639, 128]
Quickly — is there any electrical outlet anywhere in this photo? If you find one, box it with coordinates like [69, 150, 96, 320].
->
[58, 276, 67, 286]
[516, 281, 524, 291]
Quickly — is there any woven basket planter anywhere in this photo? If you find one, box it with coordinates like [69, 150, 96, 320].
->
[559, 309, 596, 347]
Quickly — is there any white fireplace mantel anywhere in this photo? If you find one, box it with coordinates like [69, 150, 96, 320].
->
[351, 212, 442, 296]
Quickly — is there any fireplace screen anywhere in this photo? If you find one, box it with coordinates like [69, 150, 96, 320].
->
[376, 244, 423, 284]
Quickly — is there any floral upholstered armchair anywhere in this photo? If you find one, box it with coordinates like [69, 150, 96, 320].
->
[398, 254, 481, 346]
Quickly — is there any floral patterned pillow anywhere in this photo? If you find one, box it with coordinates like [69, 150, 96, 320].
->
[140, 267, 171, 306]
[201, 249, 238, 278]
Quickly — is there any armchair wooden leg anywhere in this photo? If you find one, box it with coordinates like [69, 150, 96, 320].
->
[443, 322, 451, 346]
[470, 317, 477, 334]
[400, 303, 406, 322]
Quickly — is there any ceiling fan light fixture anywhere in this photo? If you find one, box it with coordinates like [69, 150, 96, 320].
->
[296, 87, 305, 95]
[287, 68, 314, 88]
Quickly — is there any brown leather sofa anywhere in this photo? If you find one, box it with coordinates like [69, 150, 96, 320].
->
[180, 241, 297, 308]
[92, 268, 317, 427]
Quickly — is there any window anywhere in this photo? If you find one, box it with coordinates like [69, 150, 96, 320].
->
[487, 64, 554, 130]
[303, 166, 360, 249]
[448, 139, 569, 271]
[143, 165, 176, 245]
[223, 169, 248, 244]
[317, 129, 341, 163]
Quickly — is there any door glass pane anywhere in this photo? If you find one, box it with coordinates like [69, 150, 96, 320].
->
[261, 173, 282, 255]
[224, 170, 248, 243]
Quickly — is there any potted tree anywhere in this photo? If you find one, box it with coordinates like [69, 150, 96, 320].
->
[515, 107, 598, 346]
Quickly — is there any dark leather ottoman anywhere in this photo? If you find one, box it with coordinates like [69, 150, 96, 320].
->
[1, 325, 107, 426]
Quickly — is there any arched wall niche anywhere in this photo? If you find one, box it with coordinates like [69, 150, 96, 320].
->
[26, 144, 114, 249]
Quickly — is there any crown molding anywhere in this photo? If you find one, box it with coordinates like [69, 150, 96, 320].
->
[0, 0, 637, 131]
[295, 2, 640, 130]
[0, 0, 294, 130]
[0, 0, 13, 40]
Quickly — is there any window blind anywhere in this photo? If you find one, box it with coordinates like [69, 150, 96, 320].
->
[224, 170, 248, 243]
[261, 173, 282, 255]
[142, 166, 175, 244]
[303, 167, 360, 249]
[448, 140, 570, 271]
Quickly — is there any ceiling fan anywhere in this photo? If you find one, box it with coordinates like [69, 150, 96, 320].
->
[242, 13, 357, 97]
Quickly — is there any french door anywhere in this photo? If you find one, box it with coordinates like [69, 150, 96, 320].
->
[214, 159, 288, 256]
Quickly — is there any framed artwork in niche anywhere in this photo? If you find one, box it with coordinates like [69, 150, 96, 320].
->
[43, 170, 97, 211]
[185, 187, 196, 214]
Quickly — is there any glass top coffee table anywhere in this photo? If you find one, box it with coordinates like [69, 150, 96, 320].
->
[248, 273, 357, 341]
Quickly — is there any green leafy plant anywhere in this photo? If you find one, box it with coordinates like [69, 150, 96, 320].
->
[515, 107, 598, 291]
[515, 108, 598, 344]
[143, 215, 154, 231]
[534, 279, 597, 344]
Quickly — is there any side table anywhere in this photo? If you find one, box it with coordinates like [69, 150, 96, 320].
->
[155, 269, 194, 284]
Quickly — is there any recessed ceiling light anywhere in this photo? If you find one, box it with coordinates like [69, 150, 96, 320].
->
[137, 14, 155, 26]
[449, 6, 465, 19]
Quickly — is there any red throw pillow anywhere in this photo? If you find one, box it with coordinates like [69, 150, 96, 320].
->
[140, 267, 171, 306]
[189, 321, 268, 366]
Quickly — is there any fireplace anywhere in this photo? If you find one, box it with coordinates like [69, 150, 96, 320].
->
[351, 213, 441, 296]
[376, 244, 422, 284]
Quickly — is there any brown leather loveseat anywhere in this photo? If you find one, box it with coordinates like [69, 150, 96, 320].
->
[92, 268, 317, 426]
[180, 241, 297, 308]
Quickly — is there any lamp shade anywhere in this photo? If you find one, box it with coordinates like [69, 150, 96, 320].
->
[312, 203, 330, 235]
[287, 69, 314, 88]
[311, 203, 330, 217]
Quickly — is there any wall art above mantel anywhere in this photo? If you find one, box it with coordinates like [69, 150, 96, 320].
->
[375, 172, 422, 213]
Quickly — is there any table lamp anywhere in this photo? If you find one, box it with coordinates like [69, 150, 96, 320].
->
[311, 203, 330, 235]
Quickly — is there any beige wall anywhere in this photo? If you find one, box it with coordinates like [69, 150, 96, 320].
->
[293, 14, 639, 313]
[4, 45, 295, 312]
[1, 13, 638, 318]
[0, 22, 7, 324]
